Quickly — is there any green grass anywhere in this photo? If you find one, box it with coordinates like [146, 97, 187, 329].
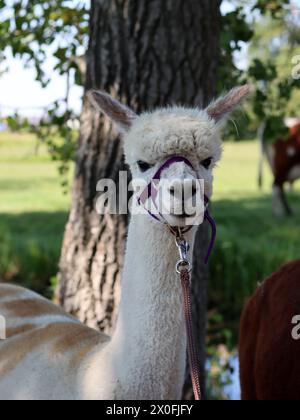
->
[3, 132, 299, 399]
[210, 142, 300, 342]
[1, 132, 300, 337]
[0, 132, 71, 296]
[0, 132, 70, 213]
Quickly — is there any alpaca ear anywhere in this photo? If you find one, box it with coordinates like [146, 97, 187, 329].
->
[206, 85, 251, 123]
[88, 90, 137, 133]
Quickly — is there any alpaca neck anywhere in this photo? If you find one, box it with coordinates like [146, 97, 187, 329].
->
[105, 215, 197, 400]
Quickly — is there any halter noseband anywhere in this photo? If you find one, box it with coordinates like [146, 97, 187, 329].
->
[137, 155, 217, 264]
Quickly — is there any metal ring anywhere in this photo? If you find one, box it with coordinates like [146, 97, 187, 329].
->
[176, 260, 192, 274]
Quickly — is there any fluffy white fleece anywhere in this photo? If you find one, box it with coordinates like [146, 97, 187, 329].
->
[124, 107, 223, 168]
[86, 106, 225, 400]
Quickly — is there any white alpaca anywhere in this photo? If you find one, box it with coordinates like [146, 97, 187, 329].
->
[0, 86, 249, 400]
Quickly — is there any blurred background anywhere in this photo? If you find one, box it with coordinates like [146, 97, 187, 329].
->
[0, 0, 299, 400]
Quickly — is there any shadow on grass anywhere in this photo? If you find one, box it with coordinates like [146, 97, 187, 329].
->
[209, 192, 300, 346]
[214, 192, 300, 246]
[0, 211, 68, 298]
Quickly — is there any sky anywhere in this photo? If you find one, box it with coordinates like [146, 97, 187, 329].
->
[0, 0, 283, 118]
[0, 51, 84, 118]
[0, 0, 88, 118]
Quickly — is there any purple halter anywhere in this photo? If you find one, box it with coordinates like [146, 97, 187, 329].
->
[137, 156, 217, 264]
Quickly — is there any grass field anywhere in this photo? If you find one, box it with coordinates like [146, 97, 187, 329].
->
[1, 131, 300, 334]
[211, 142, 300, 343]
[0, 132, 71, 296]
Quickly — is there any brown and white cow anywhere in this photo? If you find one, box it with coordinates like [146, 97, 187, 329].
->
[258, 119, 300, 216]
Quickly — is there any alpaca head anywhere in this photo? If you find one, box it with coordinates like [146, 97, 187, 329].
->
[89, 86, 250, 227]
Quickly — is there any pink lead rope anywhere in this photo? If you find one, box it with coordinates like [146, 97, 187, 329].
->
[175, 233, 203, 401]
[181, 268, 202, 401]
[138, 156, 217, 401]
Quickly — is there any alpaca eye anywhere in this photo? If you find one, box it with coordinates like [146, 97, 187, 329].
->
[201, 157, 213, 169]
[137, 161, 153, 172]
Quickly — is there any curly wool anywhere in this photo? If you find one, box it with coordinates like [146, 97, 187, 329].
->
[124, 107, 223, 167]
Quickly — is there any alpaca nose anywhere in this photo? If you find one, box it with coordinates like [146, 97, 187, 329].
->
[169, 180, 198, 199]
[169, 186, 176, 196]
[169, 182, 182, 199]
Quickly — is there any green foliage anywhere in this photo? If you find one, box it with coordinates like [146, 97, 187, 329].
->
[253, 0, 290, 17]
[246, 2, 300, 141]
[0, 0, 88, 184]
[219, 6, 254, 92]
[206, 345, 235, 400]
[5, 112, 31, 132]
[0, 0, 89, 86]
[220, 0, 300, 141]
[263, 116, 290, 141]
[31, 106, 78, 191]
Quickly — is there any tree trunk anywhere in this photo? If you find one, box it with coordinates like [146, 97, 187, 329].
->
[57, 0, 221, 399]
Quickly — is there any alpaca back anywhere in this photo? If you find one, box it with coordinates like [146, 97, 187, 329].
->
[0, 283, 109, 400]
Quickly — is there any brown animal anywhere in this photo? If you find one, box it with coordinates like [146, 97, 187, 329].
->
[258, 121, 300, 216]
[239, 260, 300, 400]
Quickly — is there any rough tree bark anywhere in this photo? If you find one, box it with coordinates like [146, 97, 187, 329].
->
[57, 0, 221, 399]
